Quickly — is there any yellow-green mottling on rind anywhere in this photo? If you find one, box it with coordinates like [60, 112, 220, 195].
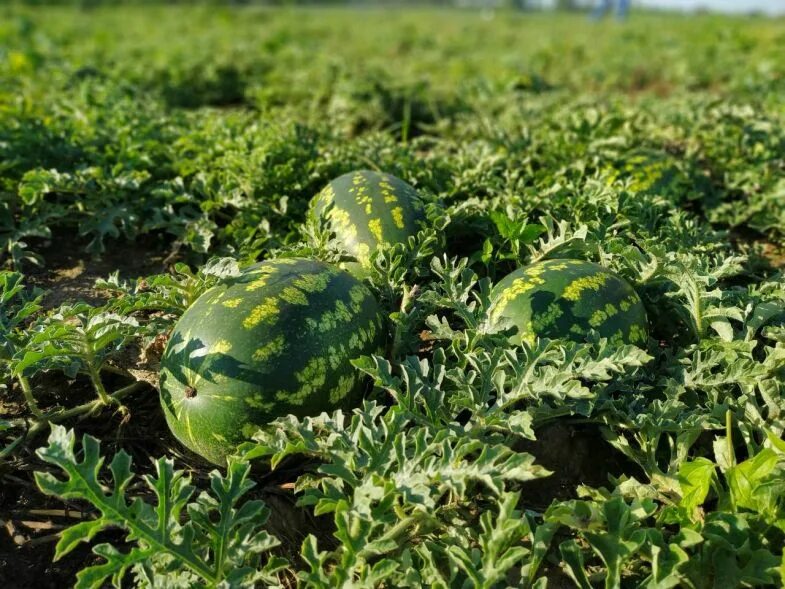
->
[311, 170, 427, 272]
[488, 259, 648, 347]
[159, 258, 386, 465]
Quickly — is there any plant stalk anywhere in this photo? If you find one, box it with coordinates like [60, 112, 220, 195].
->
[356, 511, 428, 561]
[17, 375, 43, 418]
[0, 381, 148, 461]
[725, 409, 734, 469]
[81, 342, 114, 406]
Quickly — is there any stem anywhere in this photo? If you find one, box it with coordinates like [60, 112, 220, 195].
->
[0, 381, 148, 461]
[17, 375, 43, 418]
[86, 359, 112, 406]
[726, 410, 735, 468]
[401, 96, 411, 144]
[0, 434, 26, 460]
[390, 284, 419, 359]
[726, 410, 736, 514]
[356, 511, 427, 560]
[691, 279, 704, 339]
[47, 380, 145, 423]
[101, 364, 133, 378]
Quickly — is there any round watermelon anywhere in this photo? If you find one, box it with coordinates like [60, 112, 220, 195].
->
[488, 259, 648, 347]
[311, 170, 427, 271]
[159, 258, 386, 465]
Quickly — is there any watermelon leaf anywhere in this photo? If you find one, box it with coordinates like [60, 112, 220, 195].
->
[35, 424, 286, 588]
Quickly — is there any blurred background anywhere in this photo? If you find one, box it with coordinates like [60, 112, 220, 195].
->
[640, 0, 785, 15]
[3, 0, 785, 14]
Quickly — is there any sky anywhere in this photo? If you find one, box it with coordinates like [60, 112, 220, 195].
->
[636, 0, 785, 14]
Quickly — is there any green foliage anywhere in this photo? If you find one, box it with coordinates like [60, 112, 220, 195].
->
[0, 271, 42, 364]
[243, 402, 551, 587]
[0, 5, 783, 588]
[96, 257, 241, 317]
[35, 424, 287, 588]
[15, 306, 138, 378]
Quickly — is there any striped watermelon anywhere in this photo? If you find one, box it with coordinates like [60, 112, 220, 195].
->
[488, 259, 648, 347]
[311, 170, 427, 272]
[159, 258, 385, 465]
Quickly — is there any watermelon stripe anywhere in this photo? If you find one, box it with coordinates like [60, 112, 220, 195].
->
[489, 259, 648, 347]
[312, 170, 427, 271]
[159, 258, 385, 464]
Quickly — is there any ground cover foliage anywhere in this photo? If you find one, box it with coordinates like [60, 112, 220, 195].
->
[2, 5, 785, 588]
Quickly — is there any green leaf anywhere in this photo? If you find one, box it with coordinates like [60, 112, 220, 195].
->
[559, 540, 592, 589]
[726, 448, 780, 512]
[446, 492, 532, 589]
[55, 518, 108, 560]
[678, 458, 715, 516]
[35, 425, 284, 587]
[76, 543, 153, 589]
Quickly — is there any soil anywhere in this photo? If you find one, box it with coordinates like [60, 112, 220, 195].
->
[758, 241, 785, 268]
[24, 231, 168, 308]
[518, 422, 643, 512]
[0, 236, 168, 587]
[728, 226, 785, 269]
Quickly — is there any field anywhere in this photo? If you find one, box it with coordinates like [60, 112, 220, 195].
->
[2, 4, 785, 588]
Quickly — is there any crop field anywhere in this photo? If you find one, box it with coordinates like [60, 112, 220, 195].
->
[2, 4, 785, 588]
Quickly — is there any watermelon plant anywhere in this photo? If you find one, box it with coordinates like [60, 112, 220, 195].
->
[159, 258, 385, 464]
[310, 170, 428, 273]
[488, 259, 648, 346]
[1, 5, 785, 589]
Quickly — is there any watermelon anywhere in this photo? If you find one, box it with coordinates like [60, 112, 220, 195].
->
[159, 258, 385, 465]
[488, 259, 648, 347]
[311, 170, 427, 271]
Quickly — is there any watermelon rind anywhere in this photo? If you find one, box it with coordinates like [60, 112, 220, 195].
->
[311, 170, 427, 271]
[159, 258, 386, 464]
[489, 259, 648, 347]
